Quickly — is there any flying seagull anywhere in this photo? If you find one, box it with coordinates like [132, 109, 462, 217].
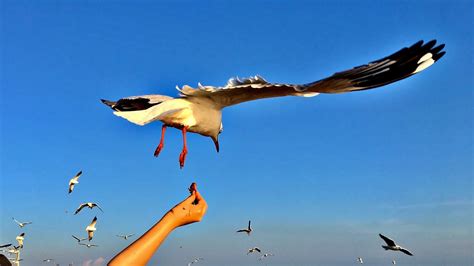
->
[79, 243, 98, 248]
[187, 257, 204, 266]
[259, 253, 274, 261]
[101, 40, 445, 168]
[15, 233, 25, 248]
[116, 234, 135, 240]
[357, 257, 364, 264]
[247, 247, 261, 255]
[12, 217, 32, 228]
[43, 258, 54, 262]
[86, 216, 98, 241]
[72, 235, 87, 243]
[68, 170, 82, 194]
[379, 233, 413, 256]
[74, 202, 104, 215]
[236, 220, 252, 235]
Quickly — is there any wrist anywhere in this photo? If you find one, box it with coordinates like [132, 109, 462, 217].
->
[162, 210, 180, 230]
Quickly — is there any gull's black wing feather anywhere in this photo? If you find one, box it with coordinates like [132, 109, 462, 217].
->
[400, 248, 414, 256]
[379, 234, 396, 246]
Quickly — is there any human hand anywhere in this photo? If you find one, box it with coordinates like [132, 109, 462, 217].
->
[168, 183, 207, 228]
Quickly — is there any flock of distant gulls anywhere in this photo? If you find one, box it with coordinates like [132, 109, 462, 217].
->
[1, 191, 415, 266]
[2, 40, 445, 265]
[0, 170, 134, 265]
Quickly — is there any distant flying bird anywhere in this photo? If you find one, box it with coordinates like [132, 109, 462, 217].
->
[187, 257, 204, 266]
[72, 235, 87, 243]
[259, 253, 274, 261]
[0, 244, 11, 249]
[79, 243, 98, 248]
[379, 233, 413, 256]
[12, 218, 32, 228]
[43, 258, 54, 262]
[357, 257, 364, 264]
[74, 202, 104, 215]
[247, 247, 261, 255]
[236, 220, 252, 235]
[68, 170, 82, 194]
[15, 233, 25, 248]
[101, 40, 445, 168]
[392, 259, 397, 264]
[86, 216, 98, 241]
[116, 234, 135, 240]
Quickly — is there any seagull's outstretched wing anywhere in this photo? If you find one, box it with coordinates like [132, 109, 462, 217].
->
[94, 203, 104, 212]
[379, 233, 396, 246]
[12, 218, 21, 226]
[72, 235, 82, 242]
[89, 216, 98, 227]
[179, 40, 445, 108]
[400, 247, 414, 256]
[74, 203, 87, 215]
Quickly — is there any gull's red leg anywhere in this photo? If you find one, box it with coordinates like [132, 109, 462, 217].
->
[179, 126, 188, 169]
[154, 125, 167, 157]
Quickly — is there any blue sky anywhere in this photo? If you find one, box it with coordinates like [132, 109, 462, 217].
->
[0, 1, 472, 265]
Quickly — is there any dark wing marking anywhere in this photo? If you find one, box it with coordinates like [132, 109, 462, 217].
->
[0, 244, 12, 248]
[74, 203, 87, 215]
[379, 234, 396, 246]
[101, 95, 172, 111]
[400, 248, 413, 256]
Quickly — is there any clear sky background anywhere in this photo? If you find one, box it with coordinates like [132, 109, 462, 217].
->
[1, 1, 472, 265]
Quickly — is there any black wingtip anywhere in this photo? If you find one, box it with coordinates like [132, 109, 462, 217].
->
[101, 99, 115, 108]
[433, 51, 446, 61]
[410, 40, 424, 49]
[431, 44, 445, 54]
[422, 39, 437, 50]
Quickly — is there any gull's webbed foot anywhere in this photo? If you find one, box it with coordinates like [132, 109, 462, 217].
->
[179, 148, 188, 169]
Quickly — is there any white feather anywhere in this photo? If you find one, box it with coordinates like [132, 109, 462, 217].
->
[413, 58, 435, 74]
[417, 53, 433, 64]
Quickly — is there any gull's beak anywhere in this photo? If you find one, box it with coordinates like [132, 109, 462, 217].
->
[212, 136, 219, 153]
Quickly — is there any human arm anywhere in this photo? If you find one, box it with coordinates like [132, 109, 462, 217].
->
[108, 183, 207, 266]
